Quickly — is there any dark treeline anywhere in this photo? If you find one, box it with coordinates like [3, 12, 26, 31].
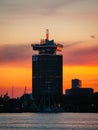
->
[0, 92, 98, 113]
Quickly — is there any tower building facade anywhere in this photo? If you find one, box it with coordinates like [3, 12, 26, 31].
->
[31, 30, 63, 99]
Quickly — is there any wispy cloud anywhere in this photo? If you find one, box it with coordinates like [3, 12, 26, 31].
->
[0, 0, 97, 16]
[0, 42, 98, 67]
[63, 43, 98, 66]
[90, 35, 96, 39]
[63, 41, 84, 48]
[0, 44, 32, 67]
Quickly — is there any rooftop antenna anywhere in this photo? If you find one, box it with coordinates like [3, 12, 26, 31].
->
[24, 86, 27, 95]
[12, 86, 14, 98]
[46, 29, 49, 40]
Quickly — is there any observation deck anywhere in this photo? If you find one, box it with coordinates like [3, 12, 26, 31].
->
[31, 29, 63, 54]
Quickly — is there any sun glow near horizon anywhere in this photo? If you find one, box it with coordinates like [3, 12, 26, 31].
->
[63, 65, 98, 93]
[0, 65, 98, 97]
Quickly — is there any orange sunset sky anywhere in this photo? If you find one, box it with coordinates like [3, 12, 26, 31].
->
[0, 0, 98, 98]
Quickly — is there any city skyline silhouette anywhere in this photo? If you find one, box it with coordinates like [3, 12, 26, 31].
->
[0, 0, 98, 98]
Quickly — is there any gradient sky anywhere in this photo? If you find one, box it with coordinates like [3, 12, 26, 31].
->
[0, 0, 98, 98]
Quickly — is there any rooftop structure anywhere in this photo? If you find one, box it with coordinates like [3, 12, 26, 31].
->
[66, 78, 93, 96]
[31, 29, 63, 54]
[72, 79, 82, 89]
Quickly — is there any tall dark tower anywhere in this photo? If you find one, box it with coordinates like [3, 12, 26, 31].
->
[31, 30, 63, 99]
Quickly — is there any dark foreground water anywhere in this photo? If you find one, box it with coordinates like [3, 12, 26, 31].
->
[0, 113, 98, 130]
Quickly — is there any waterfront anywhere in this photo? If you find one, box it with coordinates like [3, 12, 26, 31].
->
[0, 113, 98, 130]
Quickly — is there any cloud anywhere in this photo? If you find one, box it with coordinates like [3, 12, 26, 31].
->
[0, 44, 32, 67]
[90, 35, 96, 39]
[44, 0, 78, 9]
[63, 41, 84, 48]
[63, 43, 98, 66]
[38, 0, 81, 15]
[0, 0, 93, 16]
[0, 42, 98, 67]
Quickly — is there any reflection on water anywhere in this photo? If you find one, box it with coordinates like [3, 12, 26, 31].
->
[0, 113, 98, 130]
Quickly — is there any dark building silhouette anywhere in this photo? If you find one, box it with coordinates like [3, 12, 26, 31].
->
[31, 29, 63, 99]
[66, 78, 93, 96]
[72, 78, 82, 89]
[66, 88, 93, 96]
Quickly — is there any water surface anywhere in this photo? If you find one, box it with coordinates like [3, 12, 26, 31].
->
[0, 113, 98, 130]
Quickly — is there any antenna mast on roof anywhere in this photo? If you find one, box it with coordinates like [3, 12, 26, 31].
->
[46, 29, 49, 40]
